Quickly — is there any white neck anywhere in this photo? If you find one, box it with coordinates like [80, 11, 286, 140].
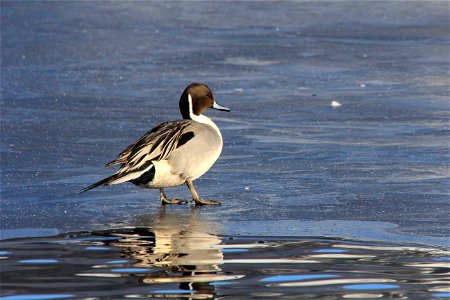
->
[188, 94, 222, 137]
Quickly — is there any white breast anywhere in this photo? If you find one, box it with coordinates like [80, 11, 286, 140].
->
[172, 118, 223, 181]
[147, 117, 223, 188]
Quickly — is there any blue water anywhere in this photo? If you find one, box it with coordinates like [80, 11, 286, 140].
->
[0, 295, 74, 300]
[18, 259, 58, 264]
[1, 228, 449, 299]
[343, 284, 400, 290]
[260, 274, 339, 282]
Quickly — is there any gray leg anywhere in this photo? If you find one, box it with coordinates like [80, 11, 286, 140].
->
[186, 181, 221, 206]
[159, 188, 187, 205]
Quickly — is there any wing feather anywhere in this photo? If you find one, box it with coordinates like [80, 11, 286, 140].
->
[106, 120, 194, 182]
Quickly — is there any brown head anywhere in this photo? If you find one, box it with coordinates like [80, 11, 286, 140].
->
[179, 83, 230, 120]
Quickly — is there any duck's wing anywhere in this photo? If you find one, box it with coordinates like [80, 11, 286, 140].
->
[81, 120, 196, 193]
[106, 120, 193, 166]
[94, 120, 195, 185]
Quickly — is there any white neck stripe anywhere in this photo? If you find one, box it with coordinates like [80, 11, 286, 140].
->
[186, 94, 221, 137]
[187, 94, 195, 118]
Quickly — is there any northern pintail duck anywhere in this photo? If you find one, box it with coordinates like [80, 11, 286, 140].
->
[81, 83, 230, 205]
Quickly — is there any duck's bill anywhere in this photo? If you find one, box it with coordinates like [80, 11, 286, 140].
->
[212, 100, 230, 112]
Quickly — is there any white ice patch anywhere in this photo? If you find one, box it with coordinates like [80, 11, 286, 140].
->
[331, 101, 342, 107]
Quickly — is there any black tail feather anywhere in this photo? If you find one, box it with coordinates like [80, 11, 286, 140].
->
[79, 174, 120, 194]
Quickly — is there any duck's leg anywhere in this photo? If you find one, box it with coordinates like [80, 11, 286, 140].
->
[186, 181, 221, 206]
[159, 188, 187, 205]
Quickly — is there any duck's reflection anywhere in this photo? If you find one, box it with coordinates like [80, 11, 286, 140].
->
[100, 207, 238, 297]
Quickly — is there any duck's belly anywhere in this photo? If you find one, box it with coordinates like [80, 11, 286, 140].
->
[146, 160, 186, 188]
[143, 151, 221, 189]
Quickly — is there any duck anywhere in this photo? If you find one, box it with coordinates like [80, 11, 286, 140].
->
[80, 83, 230, 206]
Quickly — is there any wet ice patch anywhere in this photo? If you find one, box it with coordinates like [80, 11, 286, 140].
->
[0, 228, 59, 240]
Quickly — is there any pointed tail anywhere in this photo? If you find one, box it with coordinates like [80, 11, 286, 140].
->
[79, 173, 122, 194]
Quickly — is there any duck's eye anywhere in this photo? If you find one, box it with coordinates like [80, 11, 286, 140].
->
[206, 93, 212, 98]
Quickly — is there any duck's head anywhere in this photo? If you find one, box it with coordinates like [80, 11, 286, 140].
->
[179, 83, 230, 120]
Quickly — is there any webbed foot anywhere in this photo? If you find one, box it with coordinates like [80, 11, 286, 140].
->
[194, 198, 221, 206]
[161, 198, 188, 205]
[185, 181, 221, 206]
[159, 189, 188, 205]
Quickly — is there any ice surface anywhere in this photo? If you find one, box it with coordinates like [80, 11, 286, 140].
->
[1, 1, 449, 246]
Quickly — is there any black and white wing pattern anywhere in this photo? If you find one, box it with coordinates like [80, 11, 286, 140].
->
[80, 119, 195, 192]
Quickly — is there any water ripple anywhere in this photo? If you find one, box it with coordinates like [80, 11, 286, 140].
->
[1, 226, 448, 299]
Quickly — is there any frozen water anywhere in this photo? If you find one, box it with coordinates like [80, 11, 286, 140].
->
[1, 1, 449, 247]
